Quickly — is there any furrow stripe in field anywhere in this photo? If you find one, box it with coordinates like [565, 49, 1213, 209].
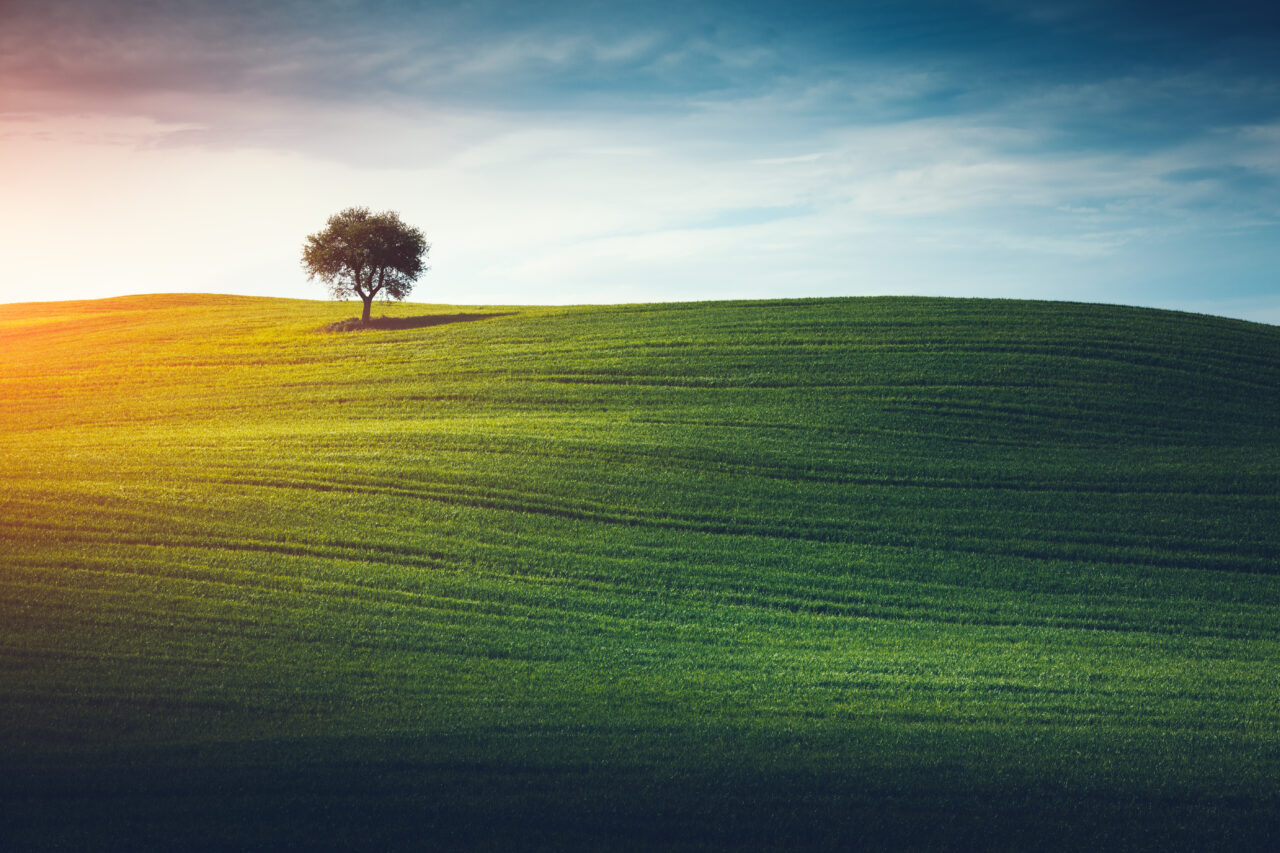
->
[5, 493, 1271, 579]
[2, 560, 701, 632]
[0, 525, 458, 570]
[195, 474, 1276, 574]
[488, 438, 1280, 496]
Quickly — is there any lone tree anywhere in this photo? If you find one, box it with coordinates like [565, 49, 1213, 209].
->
[302, 207, 430, 324]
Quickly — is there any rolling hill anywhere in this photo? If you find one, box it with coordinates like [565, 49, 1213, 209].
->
[2, 293, 1278, 850]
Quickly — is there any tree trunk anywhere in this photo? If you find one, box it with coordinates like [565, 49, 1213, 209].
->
[361, 297, 373, 324]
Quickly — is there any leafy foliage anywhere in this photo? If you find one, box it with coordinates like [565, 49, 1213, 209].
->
[301, 207, 428, 321]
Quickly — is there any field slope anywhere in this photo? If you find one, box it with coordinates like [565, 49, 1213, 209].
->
[2, 294, 1278, 850]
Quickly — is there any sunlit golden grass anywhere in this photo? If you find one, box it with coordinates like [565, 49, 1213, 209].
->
[2, 293, 1278, 849]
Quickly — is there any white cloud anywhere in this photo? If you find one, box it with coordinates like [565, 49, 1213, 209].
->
[0, 94, 1229, 308]
[448, 32, 662, 77]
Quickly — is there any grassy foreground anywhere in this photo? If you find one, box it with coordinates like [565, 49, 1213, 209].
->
[1, 293, 1278, 850]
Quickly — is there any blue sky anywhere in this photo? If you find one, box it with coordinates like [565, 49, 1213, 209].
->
[2, 0, 1279, 322]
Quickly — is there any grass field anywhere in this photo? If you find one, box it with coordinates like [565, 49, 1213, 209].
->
[2, 293, 1278, 850]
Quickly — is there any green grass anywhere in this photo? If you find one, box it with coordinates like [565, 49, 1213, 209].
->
[2, 293, 1278, 850]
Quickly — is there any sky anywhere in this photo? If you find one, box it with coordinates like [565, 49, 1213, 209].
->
[2, 0, 1280, 323]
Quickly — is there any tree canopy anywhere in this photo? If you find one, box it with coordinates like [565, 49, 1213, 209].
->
[302, 207, 429, 323]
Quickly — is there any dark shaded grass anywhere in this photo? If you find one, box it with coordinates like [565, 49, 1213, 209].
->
[5, 731, 1278, 852]
[322, 312, 515, 332]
